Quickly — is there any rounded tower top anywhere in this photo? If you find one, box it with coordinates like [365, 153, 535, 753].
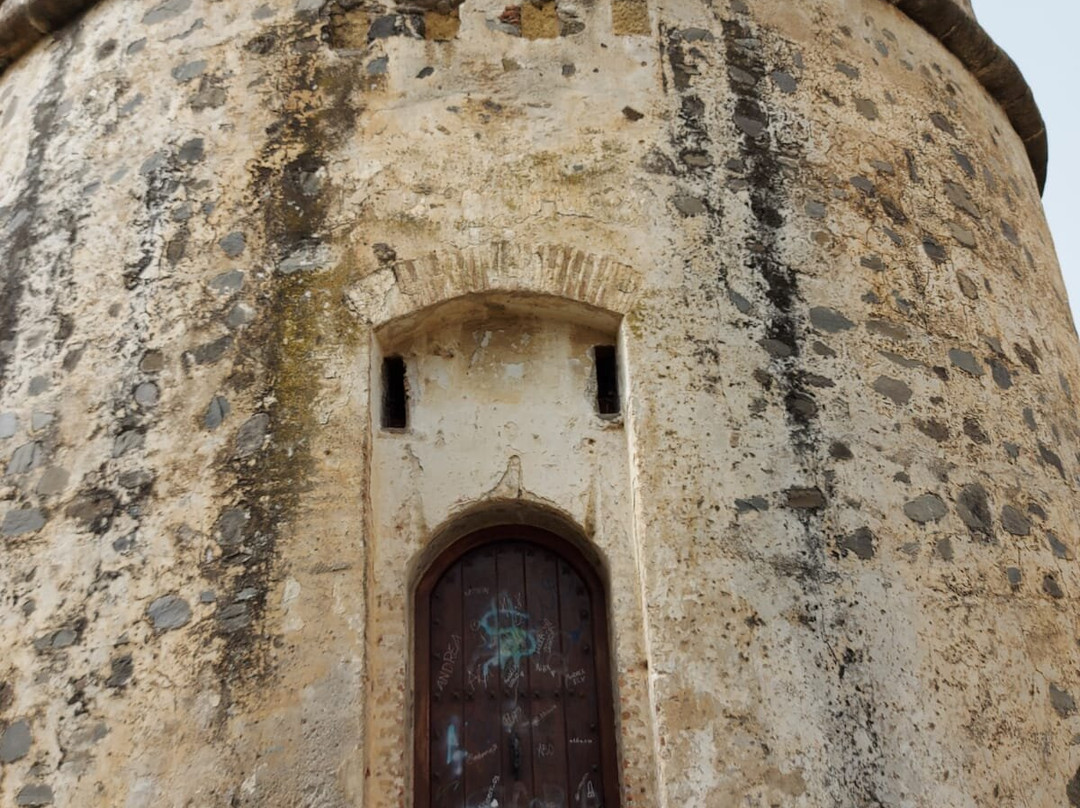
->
[0, 0, 1050, 189]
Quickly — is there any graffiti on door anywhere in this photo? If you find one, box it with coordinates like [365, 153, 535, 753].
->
[474, 596, 539, 689]
[421, 536, 616, 807]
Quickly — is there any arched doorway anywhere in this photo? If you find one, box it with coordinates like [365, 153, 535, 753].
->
[415, 526, 620, 808]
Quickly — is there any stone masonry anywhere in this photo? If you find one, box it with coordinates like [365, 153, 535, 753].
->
[0, 0, 1078, 805]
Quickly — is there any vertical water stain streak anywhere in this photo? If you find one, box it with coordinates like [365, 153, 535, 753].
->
[719, 14, 814, 447]
[720, 5, 886, 805]
[211, 9, 365, 697]
[0, 42, 73, 394]
[660, 25, 729, 387]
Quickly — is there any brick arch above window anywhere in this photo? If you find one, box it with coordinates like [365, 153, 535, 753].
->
[348, 241, 641, 332]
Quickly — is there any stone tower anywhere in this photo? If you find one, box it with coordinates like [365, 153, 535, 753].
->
[0, 0, 1077, 805]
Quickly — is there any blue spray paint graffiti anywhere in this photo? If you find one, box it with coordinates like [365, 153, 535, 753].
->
[475, 595, 538, 687]
[446, 719, 467, 777]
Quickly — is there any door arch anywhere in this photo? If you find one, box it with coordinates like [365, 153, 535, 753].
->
[415, 525, 620, 808]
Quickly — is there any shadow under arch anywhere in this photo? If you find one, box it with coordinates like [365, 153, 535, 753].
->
[375, 290, 623, 356]
[408, 498, 612, 594]
[412, 509, 622, 808]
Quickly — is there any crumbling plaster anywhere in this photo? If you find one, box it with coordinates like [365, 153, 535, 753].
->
[0, 0, 1077, 806]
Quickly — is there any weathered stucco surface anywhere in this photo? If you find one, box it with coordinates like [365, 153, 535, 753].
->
[1, 0, 1079, 806]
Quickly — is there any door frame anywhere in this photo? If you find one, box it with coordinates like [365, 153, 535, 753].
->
[413, 524, 621, 807]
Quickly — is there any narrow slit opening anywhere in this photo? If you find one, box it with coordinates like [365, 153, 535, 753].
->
[382, 355, 408, 429]
[594, 345, 620, 416]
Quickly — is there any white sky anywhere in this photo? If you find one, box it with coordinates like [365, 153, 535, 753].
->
[974, 0, 1080, 329]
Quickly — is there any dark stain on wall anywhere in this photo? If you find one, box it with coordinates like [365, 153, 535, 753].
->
[210, 8, 365, 697]
[719, 14, 815, 449]
[721, 4, 888, 804]
[0, 43, 73, 394]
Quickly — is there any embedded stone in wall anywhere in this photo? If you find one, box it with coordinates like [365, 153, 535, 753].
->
[105, 655, 134, 689]
[838, 527, 875, 560]
[612, 0, 649, 35]
[521, 0, 558, 39]
[424, 10, 460, 40]
[143, 0, 192, 26]
[2, 508, 45, 537]
[903, 494, 947, 524]
[872, 376, 911, 405]
[146, 596, 192, 633]
[14, 785, 53, 807]
[0, 719, 31, 763]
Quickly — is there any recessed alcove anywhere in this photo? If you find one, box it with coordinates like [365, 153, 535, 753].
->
[372, 293, 624, 436]
[362, 292, 655, 808]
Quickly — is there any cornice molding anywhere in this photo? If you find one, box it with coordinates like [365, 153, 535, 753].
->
[889, 0, 1047, 191]
[0, 0, 98, 70]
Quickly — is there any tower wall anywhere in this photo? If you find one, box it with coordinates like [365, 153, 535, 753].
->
[1, 0, 1078, 806]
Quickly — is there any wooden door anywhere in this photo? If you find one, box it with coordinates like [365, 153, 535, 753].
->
[416, 527, 619, 808]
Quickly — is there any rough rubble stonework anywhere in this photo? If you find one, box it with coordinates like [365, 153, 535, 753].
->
[0, 0, 1078, 806]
